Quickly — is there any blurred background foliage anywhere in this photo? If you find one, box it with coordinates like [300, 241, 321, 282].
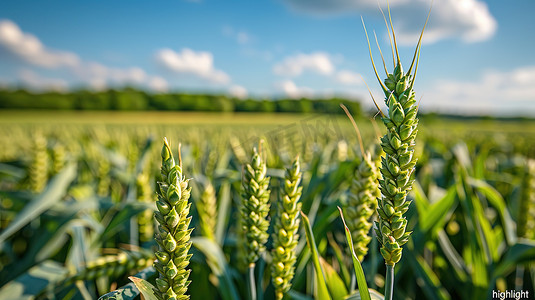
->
[0, 106, 534, 299]
[0, 88, 362, 115]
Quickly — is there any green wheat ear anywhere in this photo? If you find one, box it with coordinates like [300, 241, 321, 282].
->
[65, 250, 153, 284]
[518, 159, 535, 239]
[97, 154, 111, 197]
[240, 144, 271, 267]
[271, 157, 302, 300]
[197, 181, 217, 241]
[344, 152, 380, 262]
[51, 142, 66, 176]
[363, 3, 430, 266]
[137, 171, 154, 244]
[153, 138, 193, 300]
[340, 104, 381, 262]
[29, 131, 48, 193]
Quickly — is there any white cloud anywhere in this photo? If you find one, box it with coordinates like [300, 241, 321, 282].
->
[0, 19, 79, 68]
[229, 85, 248, 99]
[273, 52, 334, 77]
[74, 63, 147, 85]
[275, 80, 314, 98]
[222, 26, 252, 45]
[273, 52, 363, 87]
[155, 48, 230, 84]
[283, 0, 389, 14]
[394, 0, 497, 45]
[422, 66, 535, 115]
[88, 78, 107, 91]
[0, 19, 172, 92]
[18, 69, 68, 91]
[281, 0, 497, 44]
[335, 70, 362, 85]
[62, 61, 159, 91]
[149, 76, 169, 92]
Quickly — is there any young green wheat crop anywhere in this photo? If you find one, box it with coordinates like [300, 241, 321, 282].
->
[153, 139, 193, 300]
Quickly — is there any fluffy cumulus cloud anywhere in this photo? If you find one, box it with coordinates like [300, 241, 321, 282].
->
[423, 66, 535, 115]
[393, 0, 497, 45]
[0, 19, 174, 91]
[155, 48, 230, 84]
[272, 52, 363, 92]
[0, 20, 79, 68]
[275, 80, 314, 98]
[283, 0, 380, 13]
[281, 0, 497, 44]
[149, 76, 169, 92]
[18, 69, 68, 91]
[229, 85, 248, 99]
[273, 52, 334, 77]
[335, 70, 362, 85]
[75, 63, 158, 91]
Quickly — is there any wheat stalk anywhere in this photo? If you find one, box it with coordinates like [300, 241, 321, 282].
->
[65, 250, 153, 284]
[127, 140, 139, 174]
[518, 159, 535, 239]
[344, 152, 380, 262]
[340, 105, 381, 263]
[363, 3, 429, 299]
[364, 3, 428, 268]
[137, 172, 154, 244]
[197, 181, 217, 241]
[153, 138, 193, 300]
[240, 145, 271, 267]
[514, 158, 535, 290]
[51, 142, 66, 175]
[240, 144, 271, 300]
[97, 156, 111, 197]
[271, 157, 302, 300]
[29, 131, 48, 193]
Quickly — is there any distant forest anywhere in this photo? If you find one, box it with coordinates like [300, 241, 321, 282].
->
[0, 88, 363, 115]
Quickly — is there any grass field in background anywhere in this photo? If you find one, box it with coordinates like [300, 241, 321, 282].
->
[2, 110, 535, 131]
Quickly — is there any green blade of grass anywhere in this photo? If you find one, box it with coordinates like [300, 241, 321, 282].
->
[468, 178, 516, 246]
[492, 239, 535, 278]
[128, 277, 158, 300]
[134, 136, 154, 175]
[344, 289, 384, 300]
[473, 193, 499, 262]
[288, 290, 314, 300]
[99, 202, 151, 242]
[215, 182, 231, 245]
[320, 257, 348, 300]
[419, 185, 457, 235]
[191, 237, 240, 300]
[300, 211, 332, 300]
[97, 267, 156, 300]
[404, 250, 450, 300]
[437, 230, 469, 282]
[0, 163, 76, 245]
[66, 223, 93, 300]
[0, 260, 68, 299]
[327, 233, 351, 289]
[337, 207, 371, 300]
[412, 181, 430, 223]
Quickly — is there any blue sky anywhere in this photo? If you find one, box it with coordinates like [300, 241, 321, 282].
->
[0, 0, 534, 115]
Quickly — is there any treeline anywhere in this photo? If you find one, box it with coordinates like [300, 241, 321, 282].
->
[0, 89, 362, 115]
